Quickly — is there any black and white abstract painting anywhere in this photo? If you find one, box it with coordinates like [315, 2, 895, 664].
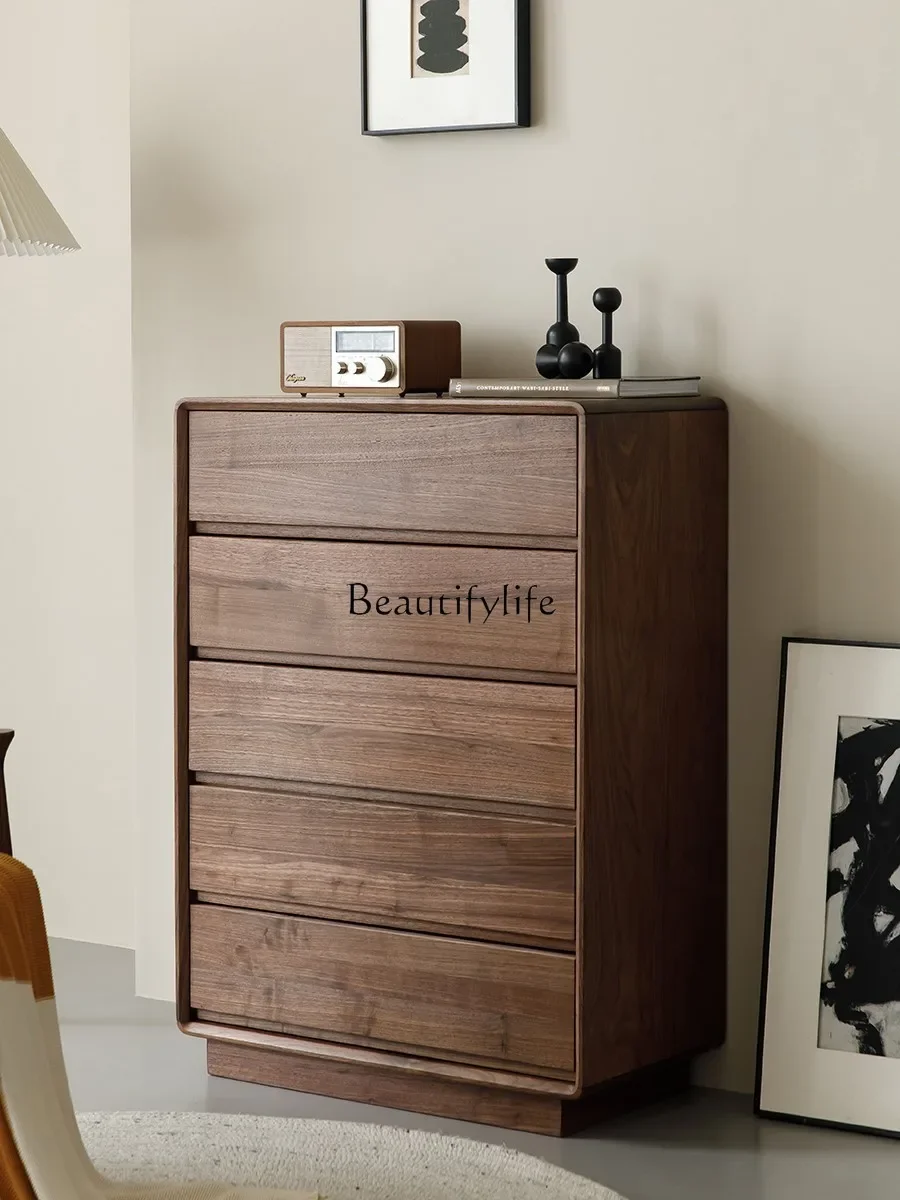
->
[412, 0, 470, 78]
[757, 641, 900, 1137]
[819, 716, 900, 1056]
[362, 0, 530, 134]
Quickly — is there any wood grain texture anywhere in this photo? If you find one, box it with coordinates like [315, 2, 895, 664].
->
[194, 647, 575, 688]
[189, 785, 575, 945]
[190, 904, 575, 1072]
[193, 893, 572, 952]
[187, 411, 578, 536]
[205, 1042, 690, 1137]
[194, 523, 578, 552]
[579, 408, 728, 1087]
[197, 1008, 572, 1079]
[186, 1018, 575, 1096]
[188, 661, 576, 808]
[189, 537, 576, 674]
[206, 1041, 571, 1136]
[190, 773, 576, 824]
[179, 397, 721, 416]
[0, 730, 13, 856]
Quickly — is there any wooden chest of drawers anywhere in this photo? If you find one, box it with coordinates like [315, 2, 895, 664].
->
[175, 396, 728, 1136]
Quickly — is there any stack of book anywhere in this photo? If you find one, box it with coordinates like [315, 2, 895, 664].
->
[448, 376, 701, 401]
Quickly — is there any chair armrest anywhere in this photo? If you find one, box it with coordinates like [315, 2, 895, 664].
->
[0, 730, 13, 856]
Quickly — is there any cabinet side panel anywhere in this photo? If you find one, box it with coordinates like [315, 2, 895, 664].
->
[580, 409, 728, 1085]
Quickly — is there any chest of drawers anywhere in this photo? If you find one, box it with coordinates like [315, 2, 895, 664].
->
[175, 396, 728, 1136]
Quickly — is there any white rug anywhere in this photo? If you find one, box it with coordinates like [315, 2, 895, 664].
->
[77, 1112, 626, 1200]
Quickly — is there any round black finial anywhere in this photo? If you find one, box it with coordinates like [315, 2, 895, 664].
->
[558, 342, 594, 380]
[593, 287, 623, 315]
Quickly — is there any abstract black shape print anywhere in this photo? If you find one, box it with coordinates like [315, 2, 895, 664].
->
[413, 0, 470, 77]
[820, 717, 900, 1056]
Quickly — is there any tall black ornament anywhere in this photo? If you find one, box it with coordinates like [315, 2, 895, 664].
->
[536, 259, 594, 380]
[592, 288, 623, 379]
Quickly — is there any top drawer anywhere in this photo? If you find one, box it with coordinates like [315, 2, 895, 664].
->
[188, 412, 578, 538]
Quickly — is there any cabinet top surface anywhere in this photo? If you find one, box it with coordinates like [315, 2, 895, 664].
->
[178, 395, 725, 416]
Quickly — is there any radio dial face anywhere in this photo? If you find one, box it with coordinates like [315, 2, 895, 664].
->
[366, 356, 395, 383]
[327, 327, 401, 388]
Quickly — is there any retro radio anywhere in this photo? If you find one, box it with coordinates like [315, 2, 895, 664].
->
[280, 320, 462, 396]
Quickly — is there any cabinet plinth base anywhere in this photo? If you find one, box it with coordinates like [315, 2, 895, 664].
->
[206, 1040, 691, 1137]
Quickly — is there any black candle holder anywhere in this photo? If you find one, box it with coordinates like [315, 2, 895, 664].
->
[535, 260, 624, 381]
[592, 288, 622, 380]
[536, 259, 595, 380]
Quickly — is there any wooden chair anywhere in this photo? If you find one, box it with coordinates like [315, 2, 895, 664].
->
[0, 732, 318, 1200]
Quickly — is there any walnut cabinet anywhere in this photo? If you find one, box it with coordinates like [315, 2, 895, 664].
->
[175, 395, 728, 1136]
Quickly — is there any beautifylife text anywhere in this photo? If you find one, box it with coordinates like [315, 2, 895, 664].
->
[348, 583, 557, 624]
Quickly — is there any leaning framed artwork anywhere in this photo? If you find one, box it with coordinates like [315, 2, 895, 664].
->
[362, 0, 531, 135]
[756, 638, 900, 1137]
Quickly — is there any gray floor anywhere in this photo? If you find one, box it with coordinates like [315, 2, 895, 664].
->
[55, 939, 900, 1200]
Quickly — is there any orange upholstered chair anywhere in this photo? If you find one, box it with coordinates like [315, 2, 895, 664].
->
[0, 732, 317, 1200]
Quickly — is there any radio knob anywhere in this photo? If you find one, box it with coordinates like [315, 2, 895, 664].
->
[366, 356, 395, 383]
[336, 360, 350, 375]
[349, 361, 366, 375]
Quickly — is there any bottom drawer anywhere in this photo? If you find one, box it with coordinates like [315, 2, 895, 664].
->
[190, 904, 575, 1074]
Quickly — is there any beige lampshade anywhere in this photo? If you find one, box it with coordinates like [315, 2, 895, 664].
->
[0, 124, 79, 255]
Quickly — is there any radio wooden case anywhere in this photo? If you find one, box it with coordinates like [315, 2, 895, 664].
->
[280, 320, 461, 396]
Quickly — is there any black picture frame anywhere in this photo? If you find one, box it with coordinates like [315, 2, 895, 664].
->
[755, 636, 900, 1140]
[361, 0, 532, 136]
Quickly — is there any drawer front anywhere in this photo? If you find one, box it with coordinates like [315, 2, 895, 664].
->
[189, 662, 575, 809]
[190, 537, 577, 675]
[188, 412, 578, 537]
[191, 904, 575, 1072]
[190, 786, 576, 944]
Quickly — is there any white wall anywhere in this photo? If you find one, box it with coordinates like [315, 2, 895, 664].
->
[0, 0, 134, 946]
[130, 0, 900, 1091]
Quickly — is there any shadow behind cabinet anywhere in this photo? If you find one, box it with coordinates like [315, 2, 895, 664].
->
[175, 395, 728, 1136]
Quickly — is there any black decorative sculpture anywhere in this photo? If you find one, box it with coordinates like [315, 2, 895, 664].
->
[535, 259, 594, 380]
[592, 288, 623, 380]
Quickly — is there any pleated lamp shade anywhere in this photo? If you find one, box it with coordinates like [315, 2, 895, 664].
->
[0, 125, 79, 256]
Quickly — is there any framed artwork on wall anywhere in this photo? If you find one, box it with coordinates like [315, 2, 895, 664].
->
[361, 0, 531, 136]
[756, 638, 900, 1137]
